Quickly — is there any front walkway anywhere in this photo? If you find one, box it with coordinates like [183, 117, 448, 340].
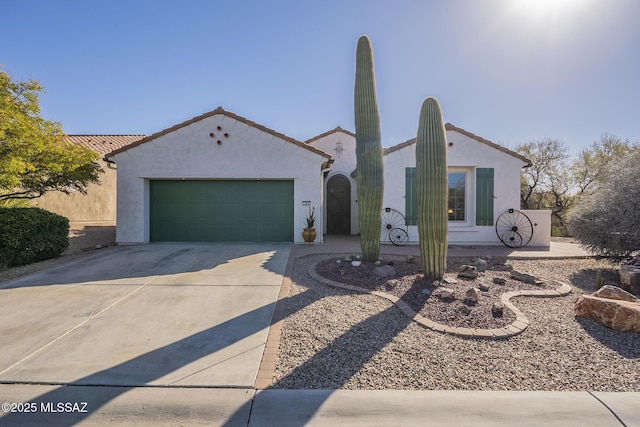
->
[295, 235, 593, 259]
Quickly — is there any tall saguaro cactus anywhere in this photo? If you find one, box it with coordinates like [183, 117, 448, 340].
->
[354, 35, 384, 262]
[416, 97, 448, 279]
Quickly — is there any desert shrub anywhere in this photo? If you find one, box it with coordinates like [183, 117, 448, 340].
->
[0, 207, 69, 267]
[568, 153, 640, 259]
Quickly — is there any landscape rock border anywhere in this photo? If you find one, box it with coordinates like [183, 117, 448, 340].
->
[309, 258, 573, 339]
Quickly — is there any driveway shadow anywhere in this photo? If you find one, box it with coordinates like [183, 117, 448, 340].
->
[1, 247, 431, 426]
[0, 243, 294, 425]
[0, 243, 290, 289]
[0, 287, 315, 426]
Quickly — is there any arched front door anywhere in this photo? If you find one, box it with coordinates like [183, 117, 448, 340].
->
[327, 174, 351, 234]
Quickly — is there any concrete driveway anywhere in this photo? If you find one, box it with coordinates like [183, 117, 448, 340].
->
[0, 243, 290, 425]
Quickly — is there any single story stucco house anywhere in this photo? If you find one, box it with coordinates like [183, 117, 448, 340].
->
[105, 106, 550, 246]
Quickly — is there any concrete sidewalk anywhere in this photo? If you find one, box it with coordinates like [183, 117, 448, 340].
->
[249, 389, 640, 427]
[1, 385, 637, 426]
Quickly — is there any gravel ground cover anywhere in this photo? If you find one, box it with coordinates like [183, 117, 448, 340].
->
[315, 256, 561, 329]
[273, 254, 640, 391]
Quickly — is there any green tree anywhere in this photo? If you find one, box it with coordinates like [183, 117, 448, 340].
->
[0, 69, 101, 201]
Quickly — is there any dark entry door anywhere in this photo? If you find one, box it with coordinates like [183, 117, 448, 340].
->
[327, 175, 351, 234]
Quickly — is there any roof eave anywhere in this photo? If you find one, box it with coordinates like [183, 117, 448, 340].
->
[381, 124, 532, 167]
[105, 107, 332, 160]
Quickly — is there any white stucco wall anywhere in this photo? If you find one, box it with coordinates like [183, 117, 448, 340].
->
[307, 130, 360, 234]
[111, 113, 329, 243]
[383, 130, 529, 245]
[522, 209, 552, 247]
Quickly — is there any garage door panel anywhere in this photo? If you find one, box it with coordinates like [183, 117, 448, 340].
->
[150, 180, 293, 242]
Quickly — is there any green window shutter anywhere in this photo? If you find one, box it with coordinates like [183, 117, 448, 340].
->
[405, 167, 417, 225]
[476, 168, 494, 226]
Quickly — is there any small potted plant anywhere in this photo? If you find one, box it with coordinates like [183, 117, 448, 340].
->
[302, 206, 316, 242]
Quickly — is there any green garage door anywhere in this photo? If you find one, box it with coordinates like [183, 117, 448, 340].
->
[150, 180, 294, 242]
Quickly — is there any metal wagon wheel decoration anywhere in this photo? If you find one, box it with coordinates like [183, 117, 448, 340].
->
[381, 207, 409, 246]
[495, 208, 534, 248]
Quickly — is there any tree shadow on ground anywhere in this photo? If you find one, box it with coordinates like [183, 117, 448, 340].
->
[271, 291, 422, 389]
[569, 267, 621, 293]
[221, 256, 431, 426]
[66, 225, 116, 254]
[574, 317, 640, 359]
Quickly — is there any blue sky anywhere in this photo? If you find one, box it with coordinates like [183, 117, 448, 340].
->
[2, 0, 639, 153]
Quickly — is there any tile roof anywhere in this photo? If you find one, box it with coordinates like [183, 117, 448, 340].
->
[105, 107, 332, 160]
[383, 123, 532, 166]
[68, 135, 145, 157]
[305, 126, 356, 144]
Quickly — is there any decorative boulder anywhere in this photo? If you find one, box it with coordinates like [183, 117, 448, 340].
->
[458, 265, 478, 279]
[619, 265, 640, 296]
[511, 270, 537, 284]
[574, 285, 640, 333]
[492, 301, 505, 317]
[433, 288, 455, 301]
[465, 287, 481, 304]
[471, 257, 488, 272]
[374, 265, 396, 278]
[592, 285, 638, 302]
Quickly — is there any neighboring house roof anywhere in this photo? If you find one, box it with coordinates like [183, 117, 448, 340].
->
[68, 135, 145, 157]
[105, 106, 331, 160]
[305, 126, 356, 144]
[383, 123, 532, 167]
